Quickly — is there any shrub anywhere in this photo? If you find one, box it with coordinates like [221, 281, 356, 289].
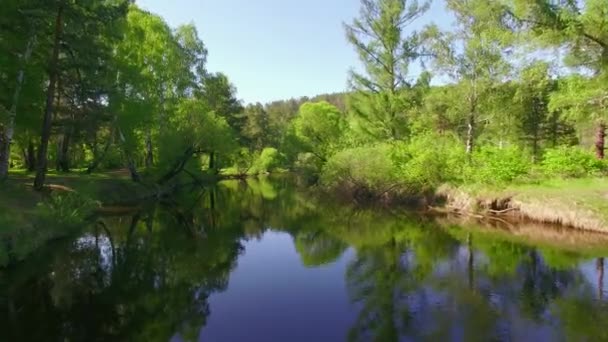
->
[321, 144, 398, 192]
[249, 147, 281, 174]
[396, 134, 467, 188]
[541, 146, 606, 178]
[35, 192, 98, 228]
[0, 192, 97, 266]
[467, 145, 532, 184]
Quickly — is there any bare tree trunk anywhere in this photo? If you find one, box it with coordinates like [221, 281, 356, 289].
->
[595, 122, 605, 159]
[532, 136, 539, 163]
[0, 35, 35, 180]
[465, 87, 478, 157]
[465, 113, 475, 156]
[34, 4, 63, 190]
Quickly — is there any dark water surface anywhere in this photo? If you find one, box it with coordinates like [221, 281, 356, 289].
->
[3, 177, 608, 341]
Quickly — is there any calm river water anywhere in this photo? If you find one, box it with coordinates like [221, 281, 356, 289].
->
[2, 177, 608, 341]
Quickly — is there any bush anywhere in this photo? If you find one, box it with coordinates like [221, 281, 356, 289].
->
[35, 192, 98, 228]
[321, 144, 398, 192]
[249, 147, 281, 174]
[395, 134, 467, 189]
[467, 145, 532, 184]
[541, 146, 606, 178]
[0, 192, 97, 267]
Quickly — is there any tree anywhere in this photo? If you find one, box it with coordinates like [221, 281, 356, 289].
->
[514, 62, 555, 160]
[550, 75, 608, 158]
[290, 101, 347, 162]
[33, 3, 64, 190]
[507, 0, 608, 158]
[198, 72, 244, 134]
[425, 0, 512, 155]
[345, 0, 431, 141]
[0, 0, 38, 180]
[29, 0, 129, 189]
[242, 103, 269, 150]
[156, 99, 237, 184]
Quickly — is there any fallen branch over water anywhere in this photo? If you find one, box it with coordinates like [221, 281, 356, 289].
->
[488, 207, 520, 215]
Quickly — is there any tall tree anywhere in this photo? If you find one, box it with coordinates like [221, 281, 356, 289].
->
[32, 0, 128, 189]
[425, 0, 512, 155]
[33, 3, 64, 190]
[514, 61, 555, 160]
[0, 0, 38, 180]
[345, 0, 431, 141]
[242, 103, 269, 150]
[507, 0, 608, 158]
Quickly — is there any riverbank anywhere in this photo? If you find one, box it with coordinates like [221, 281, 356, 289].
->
[437, 178, 608, 233]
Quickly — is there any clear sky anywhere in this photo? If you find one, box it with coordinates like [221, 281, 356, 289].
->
[136, 0, 453, 104]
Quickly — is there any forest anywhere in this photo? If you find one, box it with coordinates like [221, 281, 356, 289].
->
[1, 0, 607, 210]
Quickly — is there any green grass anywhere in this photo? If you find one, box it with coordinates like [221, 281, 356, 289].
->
[448, 178, 608, 232]
[3, 169, 139, 208]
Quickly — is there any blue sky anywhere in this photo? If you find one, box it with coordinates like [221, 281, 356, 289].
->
[136, 0, 453, 104]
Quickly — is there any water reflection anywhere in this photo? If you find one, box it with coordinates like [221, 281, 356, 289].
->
[2, 177, 608, 341]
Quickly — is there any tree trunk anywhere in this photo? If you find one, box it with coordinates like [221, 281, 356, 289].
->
[0, 35, 36, 180]
[26, 140, 36, 172]
[209, 152, 216, 171]
[595, 122, 605, 159]
[465, 113, 475, 155]
[145, 129, 153, 168]
[57, 132, 71, 172]
[86, 126, 114, 174]
[0, 130, 7, 180]
[118, 127, 141, 183]
[34, 4, 63, 190]
[531, 136, 539, 163]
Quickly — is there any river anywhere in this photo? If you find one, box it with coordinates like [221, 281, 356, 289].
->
[2, 176, 608, 341]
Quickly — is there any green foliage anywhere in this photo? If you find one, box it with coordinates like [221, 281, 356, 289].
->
[467, 145, 532, 184]
[541, 146, 606, 178]
[0, 191, 97, 267]
[396, 134, 467, 188]
[321, 144, 398, 192]
[35, 192, 98, 228]
[249, 147, 280, 175]
[290, 101, 347, 162]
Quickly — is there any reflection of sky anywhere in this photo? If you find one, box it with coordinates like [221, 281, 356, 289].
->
[197, 232, 357, 342]
[579, 259, 608, 299]
[74, 233, 114, 284]
[171, 231, 608, 342]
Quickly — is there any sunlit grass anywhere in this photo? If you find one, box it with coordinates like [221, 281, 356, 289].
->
[453, 178, 608, 232]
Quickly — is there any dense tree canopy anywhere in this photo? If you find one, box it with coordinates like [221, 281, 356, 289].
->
[0, 0, 606, 195]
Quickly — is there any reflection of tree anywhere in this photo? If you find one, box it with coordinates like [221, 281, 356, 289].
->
[3, 177, 608, 341]
[346, 241, 405, 342]
[295, 230, 348, 267]
[517, 249, 576, 322]
[0, 201, 243, 341]
[556, 289, 608, 341]
[343, 216, 460, 342]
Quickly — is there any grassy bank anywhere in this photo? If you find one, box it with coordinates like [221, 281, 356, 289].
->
[0, 170, 141, 267]
[439, 178, 608, 233]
